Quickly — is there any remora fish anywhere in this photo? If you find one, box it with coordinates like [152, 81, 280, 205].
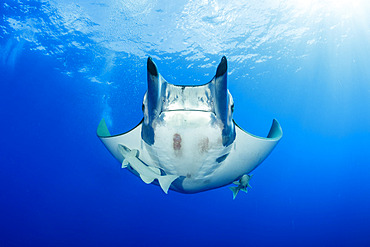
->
[118, 144, 178, 194]
[229, 174, 253, 199]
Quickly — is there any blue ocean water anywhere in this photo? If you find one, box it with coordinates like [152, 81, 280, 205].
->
[1, 0, 370, 246]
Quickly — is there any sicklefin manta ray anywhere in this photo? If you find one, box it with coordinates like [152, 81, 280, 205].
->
[97, 56, 283, 199]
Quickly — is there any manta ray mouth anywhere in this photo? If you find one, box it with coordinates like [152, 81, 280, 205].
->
[156, 110, 220, 127]
[161, 109, 215, 113]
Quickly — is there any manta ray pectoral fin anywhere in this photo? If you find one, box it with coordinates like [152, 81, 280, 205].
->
[229, 187, 240, 200]
[228, 120, 282, 179]
[97, 118, 144, 181]
[158, 175, 179, 194]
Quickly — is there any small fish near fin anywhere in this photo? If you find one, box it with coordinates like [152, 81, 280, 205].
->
[229, 174, 253, 200]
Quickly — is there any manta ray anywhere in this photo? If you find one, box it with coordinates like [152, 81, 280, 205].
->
[97, 56, 283, 198]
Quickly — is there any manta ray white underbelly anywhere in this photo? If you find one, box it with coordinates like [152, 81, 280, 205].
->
[97, 56, 283, 198]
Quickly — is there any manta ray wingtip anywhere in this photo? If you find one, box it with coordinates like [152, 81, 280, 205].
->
[97, 118, 111, 137]
[267, 119, 283, 139]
